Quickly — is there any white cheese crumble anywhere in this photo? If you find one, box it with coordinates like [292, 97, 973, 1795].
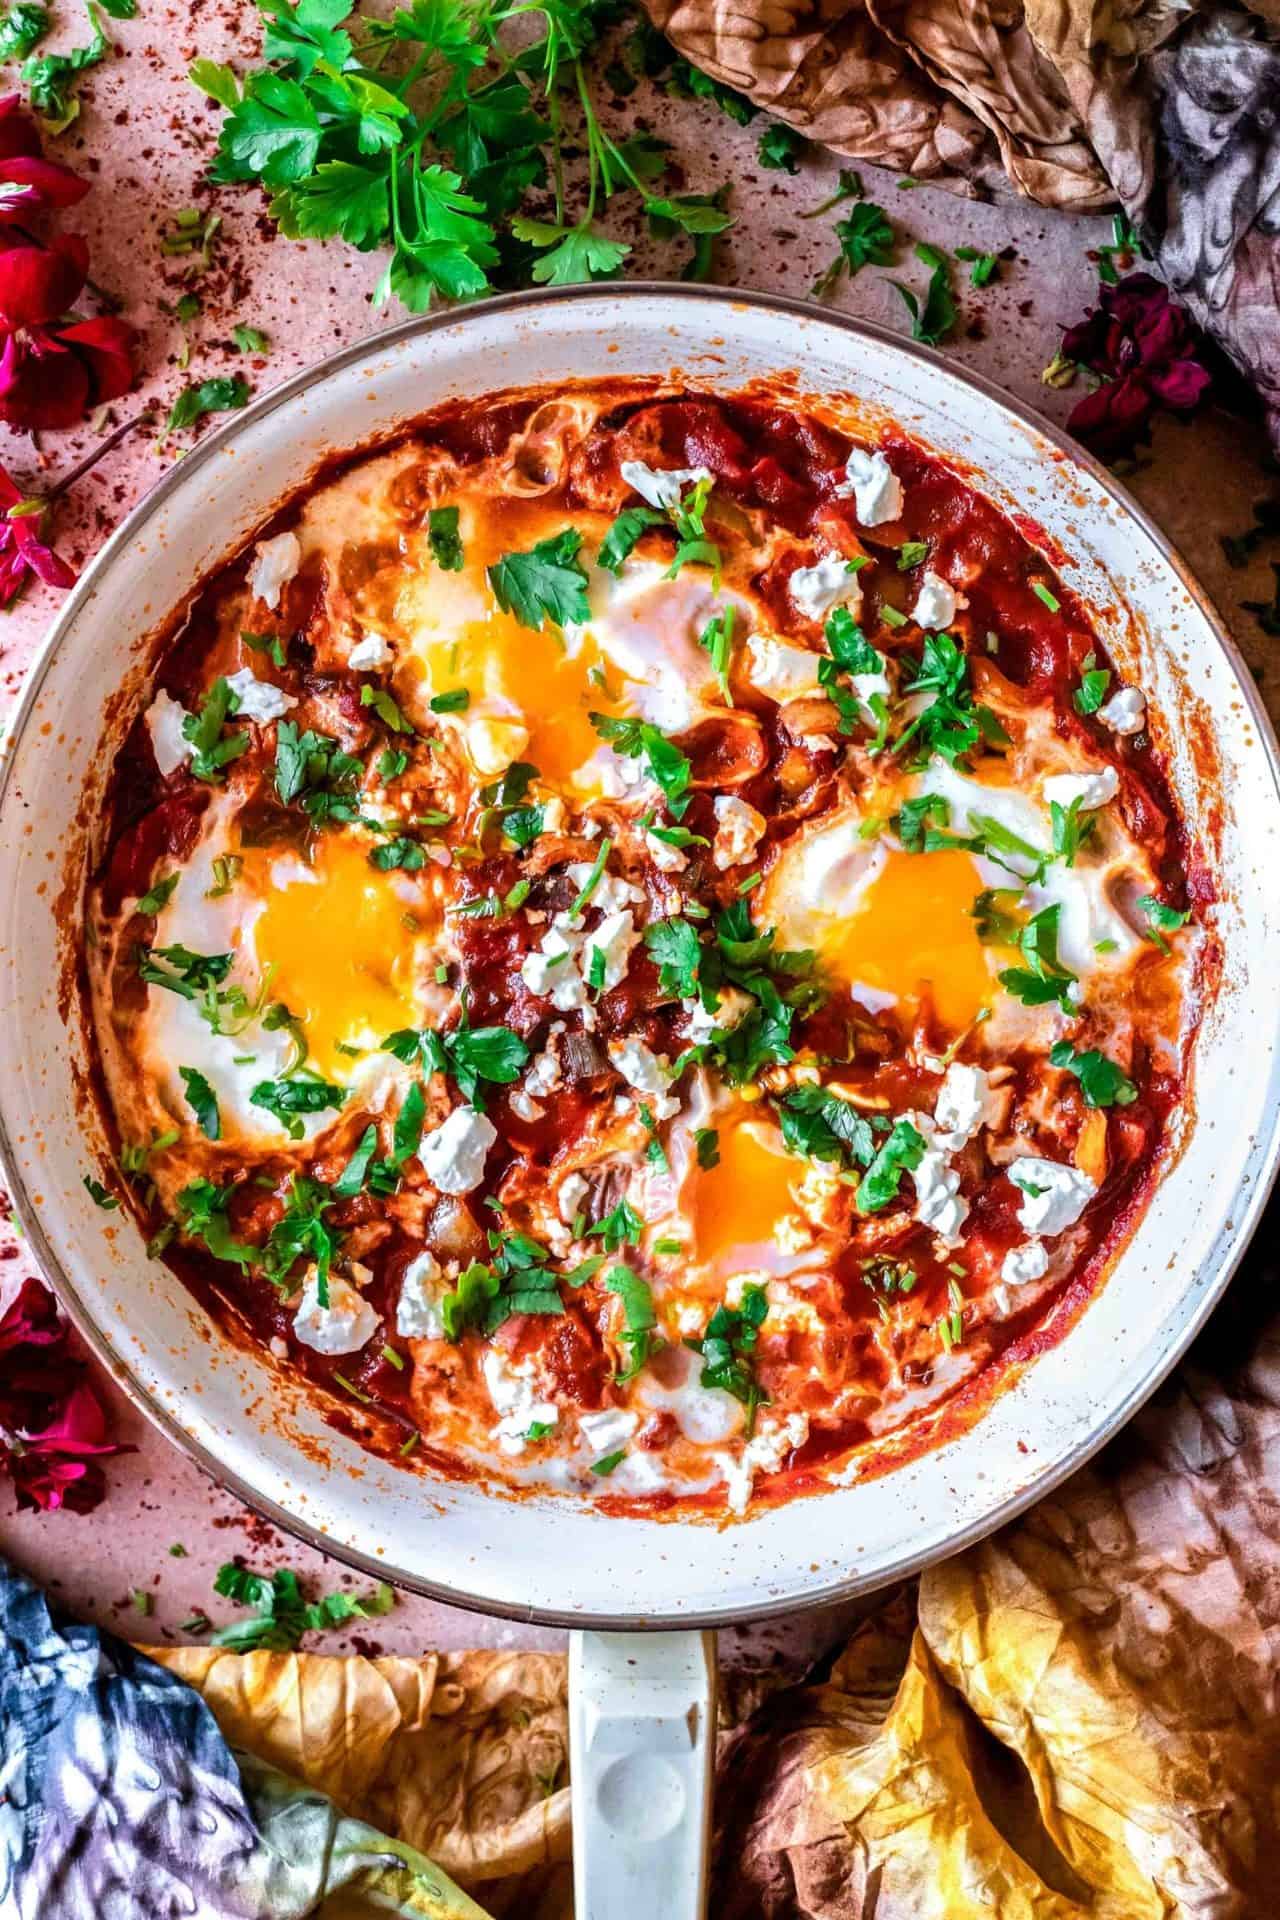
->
[836, 447, 904, 526]
[712, 794, 766, 871]
[1042, 766, 1120, 812]
[646, 829, 687, 873]
[1097, 685, 1146, 736]
[683, 986, 752, 1044]
[224, 668, 297, 726]
[347, 633, 391, 671]
[419, 1105, 497, 1194]
[579, 1406, 639, 1459]
[585, 909, 639, 991]
[482, 1349, 558, 1456]
[1007, 1156, 1097, 1236]
[618, 460, 712, 511]
[1001, 1241, 1050, 1286]
[790, 551, 863, 623]
[558, 1170, 590, 1225]
[145, 689, 192, 777]
[745, 633, 823, 704]
[563, 862, 645, 922]
[293, 1270, 379, 1356]
[910, 569, 967, 632]
[608, 1035, 680, 1121]
[524, 1032, 564, 1101]
[722, 1412, 810, 1515]
[911, 1138, 969, 1248]
[248, 531, 301, 610]
[932, 1062, 1001, 1148]
[396, 1250, 445, 1339]
[522, 924, 590, 1012]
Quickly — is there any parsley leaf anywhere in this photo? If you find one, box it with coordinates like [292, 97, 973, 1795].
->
[179, 1066, 221, 1140]
[250, 1075, 344, 1139]
[177, 1179, 257, 1269]
[1135, 893, 1191, 954]
[889, 242, 957, 347]
[604, 1264, 657, 1379]
[777, 1084, 874, 1168]
[757, 121, 806, 173]
[1048, 1042, 1137, 1108]
[855, 1118, 927, 1214]
[22, 0, 107, 132]
[590, 712, 691, 818]
[83, 1174, 119, 1210]
[136, 872, 180, 917]
[0, 0, 49, 61]
[166, 375, 251, 435]
[691, 1285, 769, 1433]
[183, 678, 250, 782]
[998, 903, 1079, 1009]
[383, 1019, 529, 1107]
[488, 528, 590, 631]
[598, 504, 666, 576]
[643, 915, 703, 998]
[428, 504, 464, 570]
[812, 200, 894, 299]
[210, 1562, 394, 1652]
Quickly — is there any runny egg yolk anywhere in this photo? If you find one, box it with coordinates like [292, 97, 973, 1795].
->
[688, 1115, 801, 1271]
[826, 846, 996, 1033]
[407, 604, 627, 789]
[243, 836, 423, 1076]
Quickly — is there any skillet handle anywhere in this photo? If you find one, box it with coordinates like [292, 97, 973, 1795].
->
[568, 1627, 717, 1920]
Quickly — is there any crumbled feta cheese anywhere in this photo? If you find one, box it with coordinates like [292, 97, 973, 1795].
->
[722, 1412, 810, 1515]
[524, 1034, 564, 1100]
[1097, 685, 1146, 736]
[482, 1349, 558, 1455]
[910, 569, 967, 632]
[618, 460, 712, 511]
[584, 909, 638, 990]
[745, 633, 823, 704]
[224, 668, 297, 726]
[564, 862, 644, 921]
[712, 794, 766, 871]
[608, 1035, 680, 1120]
[790, 551, 863, 623]
[145, 689, 192, 777]
[579, 1406, 639, 1459]
[1007, 1156, 1097, 1236]
[836, 447, 904, 526]
[912, 1141, 969, 1247]
[1001, 1241, 1050, 1286]
[1042, 766, 1120, 812]
[466, 716, 531, 778]
[558, 1170, 589, 1225]
[248, 531, 301, 610]
[269, 1335, 289, 1361]
[933, 1062, 1000, 1147]
[683, 986, 752, 1044]
[775, 1214, 815, 1256]
[293, 1270, 379, 1355]
[396, 1250, 445, 1339]
[541, 796, 568, 834]
[419, 1105, 497, 1194]
[646, 830, 687, 873]
[509, 1090, 543, 1122]
[348, 633, 391, 671]
[522, 923, 589, 1011]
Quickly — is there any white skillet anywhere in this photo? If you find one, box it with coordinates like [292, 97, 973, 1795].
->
[1, 286, 1278, 1918]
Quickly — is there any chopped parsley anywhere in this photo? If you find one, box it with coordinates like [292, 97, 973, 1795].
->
[954, 245, 998, 287]
[1135, 893, 1191, 954]
[250, 1075, 344, 1139]
[428, 505, 464, 572]
[137, 942, 233, 1000]
[136, 872, 180, 917]
[690, 1285, 769, 1433]
[274, 723, 362, 819]
[232, 324, 269, 353]
[179, 1066, 221, 1140]
[604, 1264, 657, 1379]
[177, 1179, 257, 1270]
[83, 1175, 119, 1210]
[855, 1118, 927, 1214]
[897, 539, 928, 570]
[488, 528, 591, 631]
[382, 1019, 529, 1107]
[757, 121, 806, 173]
[182, 678, 250, 782]
[210, 1562, 393, 1652]
[889, 242, 956, 348]
[777, 1084, 874, 1169]
[693, 1126, 720, 1170]
[590, 712, 692, 818]
[590, 1199, 644, 1253]
[165, 376, 251, 436]
[891, 633, 1007, 767]
[598, 505, 665, 576]
[997, 903, 1079, 1009]
[430, 687, 470, 713]
[1073, 654, 1111, 716]
[370, 837, 425, 871]
[1048, 1042, 1137, 1108]
[812, 200, 894, 300]
[360, 683, 413, 734]
[440, 1231, 567, 1339]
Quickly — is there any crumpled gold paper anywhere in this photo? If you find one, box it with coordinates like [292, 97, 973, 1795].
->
[149, 1644, 573, 1917]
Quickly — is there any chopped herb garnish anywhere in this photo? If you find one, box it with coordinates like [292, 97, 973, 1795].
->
[430, 687, 470, 713]
[591, 1449, 626, 1476]
[250, 1075, 343, 1139]
[83, 1174, 119, 1210]
[428, 505, 464, 571]
[888, 242, 956, 347]
[698, 603, 736, 699]
[1031, 580, 1061, 613]
[232, 324, 269, 353]
[590, 1199, 643, 1252]
[1074, 654, 1112, 716]
[1048, 1041, 1138, 1108]
[179, 1066, 221, 1140]
[955, 245, 998, 287]
[812, 200, 894, 300]
[1135, 893, 1191, 954]
[855, 1118, 927, 1214]
[694, 1126, 720, 1170]
[382, 1018, 529, 1107]
[136, 872, 179, 916]
[488, 528, 591, 632]
[165, 375, 251, 436]
[210, 1562, 394, 1652]
[604, 1264, 657, 1379]
[360, 683, 413, 733]
[777, 1084, 874, 1169]
[598, 504, 666, 576]
[182, 677, 250, 782]
[757, 121, 806, 173]
[370, 837, 425, 871]
[997, 903, 1079, 1009]
[590, 712, 692, 818]
[568, 836, 613, 918]
[690, 1284, 769, 1433]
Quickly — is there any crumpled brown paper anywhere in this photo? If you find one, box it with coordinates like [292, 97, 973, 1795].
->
[643, 1, 1280, 443]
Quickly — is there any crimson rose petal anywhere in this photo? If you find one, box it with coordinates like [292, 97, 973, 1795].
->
[0, 231, 88, 326]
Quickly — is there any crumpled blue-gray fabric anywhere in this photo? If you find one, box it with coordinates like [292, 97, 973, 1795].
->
[0, 1561, 488, 1920]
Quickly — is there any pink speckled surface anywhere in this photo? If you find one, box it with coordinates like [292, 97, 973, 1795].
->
[0, 1, 1275, 1668]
